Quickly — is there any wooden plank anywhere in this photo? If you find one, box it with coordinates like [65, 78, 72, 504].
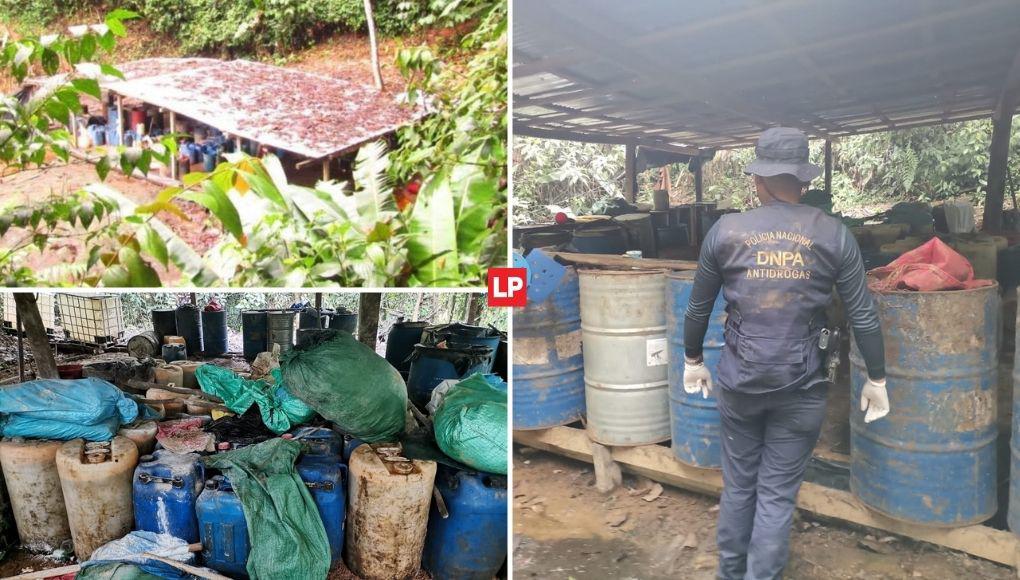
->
[515, 426, 1019, 568]
[545, 250, 697, 271]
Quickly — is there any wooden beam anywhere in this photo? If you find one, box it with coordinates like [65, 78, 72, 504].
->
[624, 143, 637, 202]
[824, 139, 833, 195]
[545, 250, 696, 271]
[513, 124, 705, 155]
[169, 111, 178, 181]
[322, 159, 331, 181]
[116, 94, 124, 147]
[694, 159, 704, 203]
[515, 426, 1020, 568]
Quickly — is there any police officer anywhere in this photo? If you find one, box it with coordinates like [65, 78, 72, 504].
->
[682, 127, 890, 580]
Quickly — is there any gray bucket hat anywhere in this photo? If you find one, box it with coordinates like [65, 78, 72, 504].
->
[744, 127, 822, 183]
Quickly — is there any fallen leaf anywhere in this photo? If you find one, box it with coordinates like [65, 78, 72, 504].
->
[606, 511, 629, 528]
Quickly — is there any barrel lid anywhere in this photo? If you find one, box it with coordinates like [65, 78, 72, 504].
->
[614, 213, 652, 222]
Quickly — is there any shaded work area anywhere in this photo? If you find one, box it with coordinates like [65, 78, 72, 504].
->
[0, 292, 507, 580]
[29, 57, 424, 183]
[512, 1, 1020, 571]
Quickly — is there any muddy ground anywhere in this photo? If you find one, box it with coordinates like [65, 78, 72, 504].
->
[513, 447, 1014, 580]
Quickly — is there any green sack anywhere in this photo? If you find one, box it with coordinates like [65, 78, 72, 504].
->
[433, 373, 508, 474]
[203, 438, 330, 580]
[197, 365, 315, 434]
[281, 332, 407, 443]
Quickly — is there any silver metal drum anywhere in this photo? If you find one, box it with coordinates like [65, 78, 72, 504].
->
[579, 269, 670, 446]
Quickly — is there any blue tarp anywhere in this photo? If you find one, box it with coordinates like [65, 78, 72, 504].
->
[0, 377, 139, 441]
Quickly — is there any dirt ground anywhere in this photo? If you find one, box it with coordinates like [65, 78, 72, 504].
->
[513, 448, 1015, 580]
[0, 160, 220, 285]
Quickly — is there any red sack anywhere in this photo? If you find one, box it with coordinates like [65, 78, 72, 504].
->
[867, 237, 994, 292]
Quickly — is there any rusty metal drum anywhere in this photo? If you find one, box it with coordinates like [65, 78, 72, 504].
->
[850, 285, 998, 527]
[666, 271, 724, 468]
[579, 269, 670, 446]
[513, 267, 586, 430]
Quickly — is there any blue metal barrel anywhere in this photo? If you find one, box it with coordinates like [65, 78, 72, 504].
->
[133, 450, 204, 543]
[512, 267, 585, 430]
[851, 285, 998, 526]
[1009, 287, 1020, 534]
[241, 311, 267, 363]
[385, 321, 429, 374]
[406, 344, 494, 408]
[201, 310, 227, 356]
[666, 271, 725, 468]
[196, 476, 250, 577]
[174, 304, 203, 357]
[423, 467, 507, 580]
[297, 459, 346, 563]
[151, 309, 177, 342]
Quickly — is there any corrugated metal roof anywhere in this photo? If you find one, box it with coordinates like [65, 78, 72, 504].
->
[513, 0, 1020, 151]
[102, 58, 424, 159]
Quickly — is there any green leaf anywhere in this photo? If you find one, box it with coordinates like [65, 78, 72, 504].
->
[137, 224, 169, 267]
[43, 100, 70, 125]
[105, 16, 127, 37]
[71, 78, 101, 100]
[100, 264, 131, 287]
[117, 246, 161, 287]
[40, 48, 59, 75]
[96, 155, 110, 181]
[79, 34, 96, 60]
[407, 170, 458, 285]
[181, 180, 245, 243]
[97, 32, 115, 53]
[99, 63, 125, 80]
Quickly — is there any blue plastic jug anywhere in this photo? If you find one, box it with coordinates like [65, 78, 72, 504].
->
[196, 476, 250, 577]
[297, 458, 347, 563]
[202, 143, 219, 172]
[133, 451, 204, 543]
[293, 427, 343, 462]
[341, 433, 363, 464]
[423, 466, 508, 579]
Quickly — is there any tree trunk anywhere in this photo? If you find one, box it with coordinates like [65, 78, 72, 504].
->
[14, 293, 58, 379]
[357, 293, 382, 350]
[466, 293, 487, 326]
[363, 0, 384, 91]
[983, 110, 1014, 231]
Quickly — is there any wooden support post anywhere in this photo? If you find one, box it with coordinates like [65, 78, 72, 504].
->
[235, 136, 242, 155]
[116, 94, 124, 147]
[624, 143, 637, 202]
[694, 158, 704, 203]
[314, 292, 323, 312]
[69, 112, 78, 149]
[984, 109, 1015, 231]
[322, 159, 331, 181]
[983, 47, 1020, 231]
[190, 293, 197, 306]
[169, 111, 178, 181]
[591, 441, 622, 493]
[824, 139, 833, 195]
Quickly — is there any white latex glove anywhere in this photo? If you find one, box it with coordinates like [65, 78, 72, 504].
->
[683, 358, 713, 399]
[861, 378, 890, 423]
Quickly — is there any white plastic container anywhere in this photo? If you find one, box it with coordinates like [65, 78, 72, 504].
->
[345, 445, 437, 580]
[0, 438, 72, 552]
[55, 436, 138, 559]
[118, 421, 158, 456]
[2, 293, 56, 332]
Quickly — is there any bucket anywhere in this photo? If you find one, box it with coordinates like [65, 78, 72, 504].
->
[174, 304, 203, 357]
